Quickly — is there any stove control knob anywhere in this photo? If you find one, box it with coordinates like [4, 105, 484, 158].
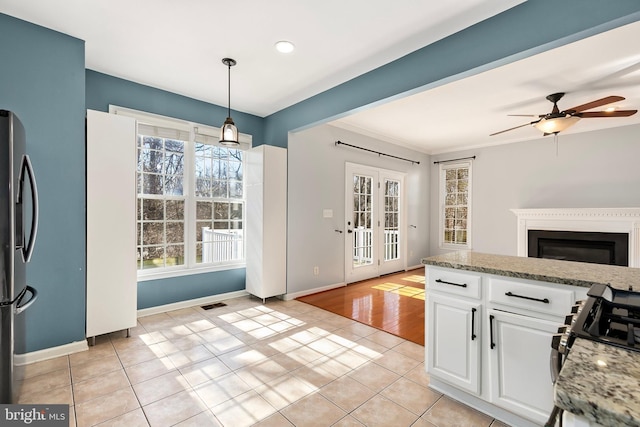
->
[559, 331, 572, 354]
[571, 305, 580, 314]
[551, 334, 563, 351]
[557, 326, 567, 334]
[564, 314, 575, 325]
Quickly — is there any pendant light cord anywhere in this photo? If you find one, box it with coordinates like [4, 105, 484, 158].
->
[227, 62, 231, 118]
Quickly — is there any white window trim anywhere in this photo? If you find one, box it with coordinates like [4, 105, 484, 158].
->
[109, 105, 252, 281]
[438, 160, 472, 250]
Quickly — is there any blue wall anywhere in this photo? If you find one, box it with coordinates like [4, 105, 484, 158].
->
[85, 71, 262, 309]
[0, 14, 86, 352]
[86, 71, 265, 146]
[3, 0, 640, 352]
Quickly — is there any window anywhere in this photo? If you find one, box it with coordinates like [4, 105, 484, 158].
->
[439, 160, 472, 249]
[112, 106, 251, 278]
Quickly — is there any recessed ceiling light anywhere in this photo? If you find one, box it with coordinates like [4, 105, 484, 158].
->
[275, 41, 295, 54]
[605, 106, 616, 112]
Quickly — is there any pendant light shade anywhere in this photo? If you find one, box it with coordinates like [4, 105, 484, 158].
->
[219, 58, 239, 146]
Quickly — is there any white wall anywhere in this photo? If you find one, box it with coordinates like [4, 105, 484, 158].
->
[287, 124, 431, 296]
[430, 123, 640, 257]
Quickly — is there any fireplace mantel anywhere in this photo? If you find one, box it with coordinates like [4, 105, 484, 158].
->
[511, 208, 640, 268]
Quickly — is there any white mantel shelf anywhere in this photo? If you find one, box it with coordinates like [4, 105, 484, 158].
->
[511, 208, 640, 268]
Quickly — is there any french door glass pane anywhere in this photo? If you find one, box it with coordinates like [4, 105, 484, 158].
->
[353, 174, 373, 267]
[384, 179, 400, 261]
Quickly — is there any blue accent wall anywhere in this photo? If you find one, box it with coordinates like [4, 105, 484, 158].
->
[263, 0, 640, 147]
[0, 14, 86, 352]
[86, 71, 264, 146]
[137, 269, 246, 310]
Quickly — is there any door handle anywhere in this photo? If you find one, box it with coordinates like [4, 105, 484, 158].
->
[347, 229, 353, 234]
[489, 314, 496, 349]
[471, 308, 477, 341]
[18, 155, 39, 263]
[435, 279, 467, 288]
[15, 285, 38, 315]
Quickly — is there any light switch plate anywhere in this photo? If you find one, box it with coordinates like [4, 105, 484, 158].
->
[323, 209, 333, 218]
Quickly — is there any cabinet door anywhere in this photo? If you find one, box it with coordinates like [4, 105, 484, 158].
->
[427, 293, 481, 394]
[86, 110, 137, 337]
[487, 309, 558, 424]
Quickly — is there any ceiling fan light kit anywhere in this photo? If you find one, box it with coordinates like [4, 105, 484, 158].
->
[491, 92, 637, 137]
[219, 57, 239, 146]
[534, 116, 580, 134]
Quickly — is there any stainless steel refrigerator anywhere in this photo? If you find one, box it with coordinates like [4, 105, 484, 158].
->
[1, 110, 39, 403]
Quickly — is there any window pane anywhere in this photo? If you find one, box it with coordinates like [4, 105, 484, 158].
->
[143, 173, 163, 195]
[212, 181, 228, 198]
[142, 223, 164, 245]
[166, 222, 184, 244]
[166, 245, 185, 266]
[229, 181, 243, 198]
[142, 199, 164, 220]
[166, 200, 184, 220]
[141, 246, 164, 269]
[196, 178, 211, 197]
[196, 201, 213, 220]
[197, 222, 211, 241]
[214, 202, 229, 220]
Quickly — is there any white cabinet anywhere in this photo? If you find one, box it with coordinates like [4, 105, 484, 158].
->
[86, 110, 137, 339]
[427, 293, 481, 394]
[425, 265, 587, 426]
[245, 145, 287, 300]
[487, 308, 559, 425]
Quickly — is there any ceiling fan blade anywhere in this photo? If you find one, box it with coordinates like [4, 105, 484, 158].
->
[507, 114, 537, 117]
[489, 122, 533, 136]
[579, 110, 637, 118]
[567, 96, 625, 113]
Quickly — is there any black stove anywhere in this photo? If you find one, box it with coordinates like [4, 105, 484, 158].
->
[553, 283, 640, 355]
[545, 283, 640, 427]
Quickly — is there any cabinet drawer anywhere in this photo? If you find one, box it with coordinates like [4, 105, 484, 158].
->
[488, 278, 574, 317]
[427, 267, 481, 299]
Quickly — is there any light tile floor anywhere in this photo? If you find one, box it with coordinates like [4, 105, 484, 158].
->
[18, 296, 511, 427]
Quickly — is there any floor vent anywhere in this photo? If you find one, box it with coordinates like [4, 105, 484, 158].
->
[201, 302, 227, 310]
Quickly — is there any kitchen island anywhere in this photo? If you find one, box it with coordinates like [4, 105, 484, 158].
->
[422, 251, 640, 427]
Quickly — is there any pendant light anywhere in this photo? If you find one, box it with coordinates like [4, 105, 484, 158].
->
[219, 57, 239, 146]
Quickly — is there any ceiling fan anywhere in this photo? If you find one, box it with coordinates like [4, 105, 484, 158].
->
[490, 92, 637, 136]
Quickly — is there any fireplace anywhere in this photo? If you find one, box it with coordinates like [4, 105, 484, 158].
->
[528, 230, 629, 266]
[511, 208, 640, 268]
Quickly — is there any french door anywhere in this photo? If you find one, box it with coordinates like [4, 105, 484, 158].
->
[345, 163, 405, 283]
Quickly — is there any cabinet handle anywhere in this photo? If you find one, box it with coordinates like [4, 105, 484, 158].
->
[435, 279, 467, 288]
[505, 291, 550, 304]
[489, 314, 496, 349]
[471, 308, 477, 341]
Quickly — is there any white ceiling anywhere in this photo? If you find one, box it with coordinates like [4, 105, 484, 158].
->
[3, 1, 639, 154]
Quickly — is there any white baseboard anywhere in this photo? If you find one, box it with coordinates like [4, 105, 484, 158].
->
[283, 282, 346, 300]
[406, 264, 425, 271]
[137, 290, 250, 318]
[15, 340, 89, 366]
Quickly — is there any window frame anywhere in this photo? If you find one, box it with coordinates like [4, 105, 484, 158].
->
[109, 105, 252, 281]
[438, 160, 472, 250]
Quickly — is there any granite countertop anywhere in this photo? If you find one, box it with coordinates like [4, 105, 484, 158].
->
[421, 251, 640, 290]
[555, 338, 640, 427]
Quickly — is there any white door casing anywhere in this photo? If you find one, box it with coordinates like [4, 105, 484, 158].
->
[344, 163, 406, 283]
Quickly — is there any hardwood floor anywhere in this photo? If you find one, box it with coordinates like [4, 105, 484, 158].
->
[297, 269, 425, 345]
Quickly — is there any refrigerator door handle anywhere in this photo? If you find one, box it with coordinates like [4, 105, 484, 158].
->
[18, 154, 39, 263]
[15, 285, 37, 315]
